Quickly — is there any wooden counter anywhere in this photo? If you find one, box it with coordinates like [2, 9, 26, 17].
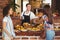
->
[15, 31, 42, 36]
[15, 30, 45, 39]
[0, 16, 60, 36]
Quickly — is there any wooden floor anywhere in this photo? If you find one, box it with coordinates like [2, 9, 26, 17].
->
[0, 36, 60, 40]
[11, 38, 60, 40]
[0, 38, 59, 40]
[14, 37, 60, 40]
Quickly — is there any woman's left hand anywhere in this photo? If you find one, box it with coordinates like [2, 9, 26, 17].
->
[10, 36, 13, 40]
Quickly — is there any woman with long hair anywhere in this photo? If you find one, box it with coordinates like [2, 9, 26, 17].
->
[2, 5, 15, 40]
[43, 5, 55, 40]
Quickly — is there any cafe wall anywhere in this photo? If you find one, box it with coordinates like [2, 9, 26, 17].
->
[0, 0, 10, 26]
[0, 0, 21, 27]
[29, 0, 42, 11]
[0, 0, 10, 36]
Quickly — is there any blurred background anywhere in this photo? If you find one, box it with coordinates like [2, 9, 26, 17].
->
[0, 0, 60, 40]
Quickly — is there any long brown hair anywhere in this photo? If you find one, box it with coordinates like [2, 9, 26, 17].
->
[43, 5, 53, 24]
[3, 5, 12, 17]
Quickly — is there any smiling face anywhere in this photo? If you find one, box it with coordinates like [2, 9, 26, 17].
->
[26, 5, 31, 11]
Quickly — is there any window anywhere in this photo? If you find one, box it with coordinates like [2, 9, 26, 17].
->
[43, 0, 52, 6]
[23, 0, 29, 11]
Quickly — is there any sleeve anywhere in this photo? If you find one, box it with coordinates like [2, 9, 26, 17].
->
[3, 17, 7, 22]
[20, 12, 24, 19]
[30, 12, 36, 20]
[21, 12, 24, 16]
[42, 15, 47, 19]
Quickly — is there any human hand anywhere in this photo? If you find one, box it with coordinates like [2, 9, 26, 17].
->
[10, 36, 13, 40]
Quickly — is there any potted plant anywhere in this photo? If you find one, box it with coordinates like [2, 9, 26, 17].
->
[9, 0, 20, 17]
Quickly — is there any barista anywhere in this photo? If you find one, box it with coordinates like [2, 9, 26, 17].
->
[21, 3, 36, 24]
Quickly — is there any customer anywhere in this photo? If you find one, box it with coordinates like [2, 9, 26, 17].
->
[2, 5, 15, 40]
[20, 3, 36, 24]
[43, 5, 55, 40]
[33, 9, 44, 25]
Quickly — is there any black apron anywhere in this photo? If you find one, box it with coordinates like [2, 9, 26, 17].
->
[22, 12, 30, 24]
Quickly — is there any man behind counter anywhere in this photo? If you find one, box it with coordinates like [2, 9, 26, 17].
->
[20, 3, 36, 25]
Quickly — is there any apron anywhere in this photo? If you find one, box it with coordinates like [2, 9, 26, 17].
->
[22, 12, 30, 24]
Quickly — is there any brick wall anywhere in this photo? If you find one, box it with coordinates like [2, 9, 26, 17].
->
[0, 0, 9, 13]
[0, 0, 10, 36]
[0, 0, 20, 27]
[0, 0, 9, 26]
